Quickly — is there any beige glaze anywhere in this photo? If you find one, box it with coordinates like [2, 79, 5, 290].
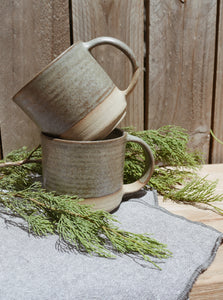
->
[13, 37, 140, 141]
[41, 129, 154, 212]
[61, 87, 127, 140]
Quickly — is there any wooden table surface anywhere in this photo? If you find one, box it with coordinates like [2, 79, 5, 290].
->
[158, 164, 223, 299]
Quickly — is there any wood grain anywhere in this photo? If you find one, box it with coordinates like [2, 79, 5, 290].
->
[71, 0, 144, 130]
[158, 164, 223, 299]
[211, 0, 223, 163]
[0, 0, 70, 156]
[146, 0, 217, 162]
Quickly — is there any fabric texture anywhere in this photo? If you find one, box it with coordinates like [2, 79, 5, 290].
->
[0, 190, 222, 300]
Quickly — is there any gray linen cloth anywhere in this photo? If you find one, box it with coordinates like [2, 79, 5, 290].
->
[0, 190, 222, 300]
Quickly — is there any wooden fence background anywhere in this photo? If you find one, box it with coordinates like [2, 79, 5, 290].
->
[0, 0, 223, 163]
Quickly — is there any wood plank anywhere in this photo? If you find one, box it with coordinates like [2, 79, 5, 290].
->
[211, 0, 223, 163]
[190, 248, 223, 299]
[159, 199, 223, 231]
[190, 282, 223, 300]
[158, 164, 223, 299]
[0, 0, 70, 156]
[71, 0, 144, 130]
[146, 0, 217, 162]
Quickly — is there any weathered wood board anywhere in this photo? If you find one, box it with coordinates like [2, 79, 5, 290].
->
[71, 0, 145, 130]
[1, 0, 223, 163]
[211, 0, 223, 163]
[0, 0, 70, 156]
[146, 0, 217, 162]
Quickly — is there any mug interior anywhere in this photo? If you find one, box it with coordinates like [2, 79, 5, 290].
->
[42, 128, 125, 144]
[103, 128, 124, 140]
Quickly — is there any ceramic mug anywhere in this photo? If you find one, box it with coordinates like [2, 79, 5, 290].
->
[41, 128, 154, 212]
[13, 37, 140, 141]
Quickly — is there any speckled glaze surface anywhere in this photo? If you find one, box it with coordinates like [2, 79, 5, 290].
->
[41, 129, 154, 212]
[13, 37, 140, 141]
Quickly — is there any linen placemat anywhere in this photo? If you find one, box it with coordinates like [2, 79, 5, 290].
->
[0, 190, 222, 300]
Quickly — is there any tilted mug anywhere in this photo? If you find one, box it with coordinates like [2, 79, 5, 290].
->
[41, 128, 154, 212]
[13, 37, 140, 141]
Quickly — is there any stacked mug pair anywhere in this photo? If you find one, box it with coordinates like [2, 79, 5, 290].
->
[13, 37, 154, 212]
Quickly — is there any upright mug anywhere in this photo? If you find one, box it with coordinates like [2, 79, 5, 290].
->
[13, 37, 140, 141]
[41, 129, 154, 212]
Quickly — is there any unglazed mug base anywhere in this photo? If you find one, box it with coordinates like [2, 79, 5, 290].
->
[81, 187, 124, 212]
[60, 87, 127, 140]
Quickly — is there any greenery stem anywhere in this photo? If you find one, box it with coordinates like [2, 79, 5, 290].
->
[0, 158, 42, 168]
[210, 129, 223, 145]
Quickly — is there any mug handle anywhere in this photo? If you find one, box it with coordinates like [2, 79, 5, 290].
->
[122, 134, 155, 195]
[83, 37, 141, 96]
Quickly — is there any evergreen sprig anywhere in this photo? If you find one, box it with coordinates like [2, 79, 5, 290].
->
[167, 175, 223, 203]
[124, 125, 203, 167]
[123, 126, 223, 215]
[0, 147, 171, 269]
[0, 145, 42, 190]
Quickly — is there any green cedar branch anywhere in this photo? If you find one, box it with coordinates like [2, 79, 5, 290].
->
[123, 126, 223, 215]
[0, 145, 41, 168]
[0, 185, 171, 269]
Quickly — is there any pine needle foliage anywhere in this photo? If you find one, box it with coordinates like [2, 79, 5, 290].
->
[0, 147, 171, 269]
[167, 176, 223, 204]
[0, 146, 42, 190]
[124, 125, 203, 168]
[123, 125, 223, 215]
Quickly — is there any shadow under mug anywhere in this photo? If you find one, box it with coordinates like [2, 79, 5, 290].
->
[13, 37, 140, 141]
[41, 128, 154, 212]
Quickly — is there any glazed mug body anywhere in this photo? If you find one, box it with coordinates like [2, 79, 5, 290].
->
[41, 128, 154, 212]
[13, 37, 140, 141]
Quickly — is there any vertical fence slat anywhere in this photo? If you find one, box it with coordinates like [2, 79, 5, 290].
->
[0, 0, 70, 156]
[1, 0, 222, 161]
[71, 0, 144, 130]
[146, 0, 217, 162]
[211, 0, 223, 163]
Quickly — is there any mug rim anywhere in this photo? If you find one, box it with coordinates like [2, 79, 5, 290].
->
[13, 41, 82, 100]
[41, 128, 126, 144]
